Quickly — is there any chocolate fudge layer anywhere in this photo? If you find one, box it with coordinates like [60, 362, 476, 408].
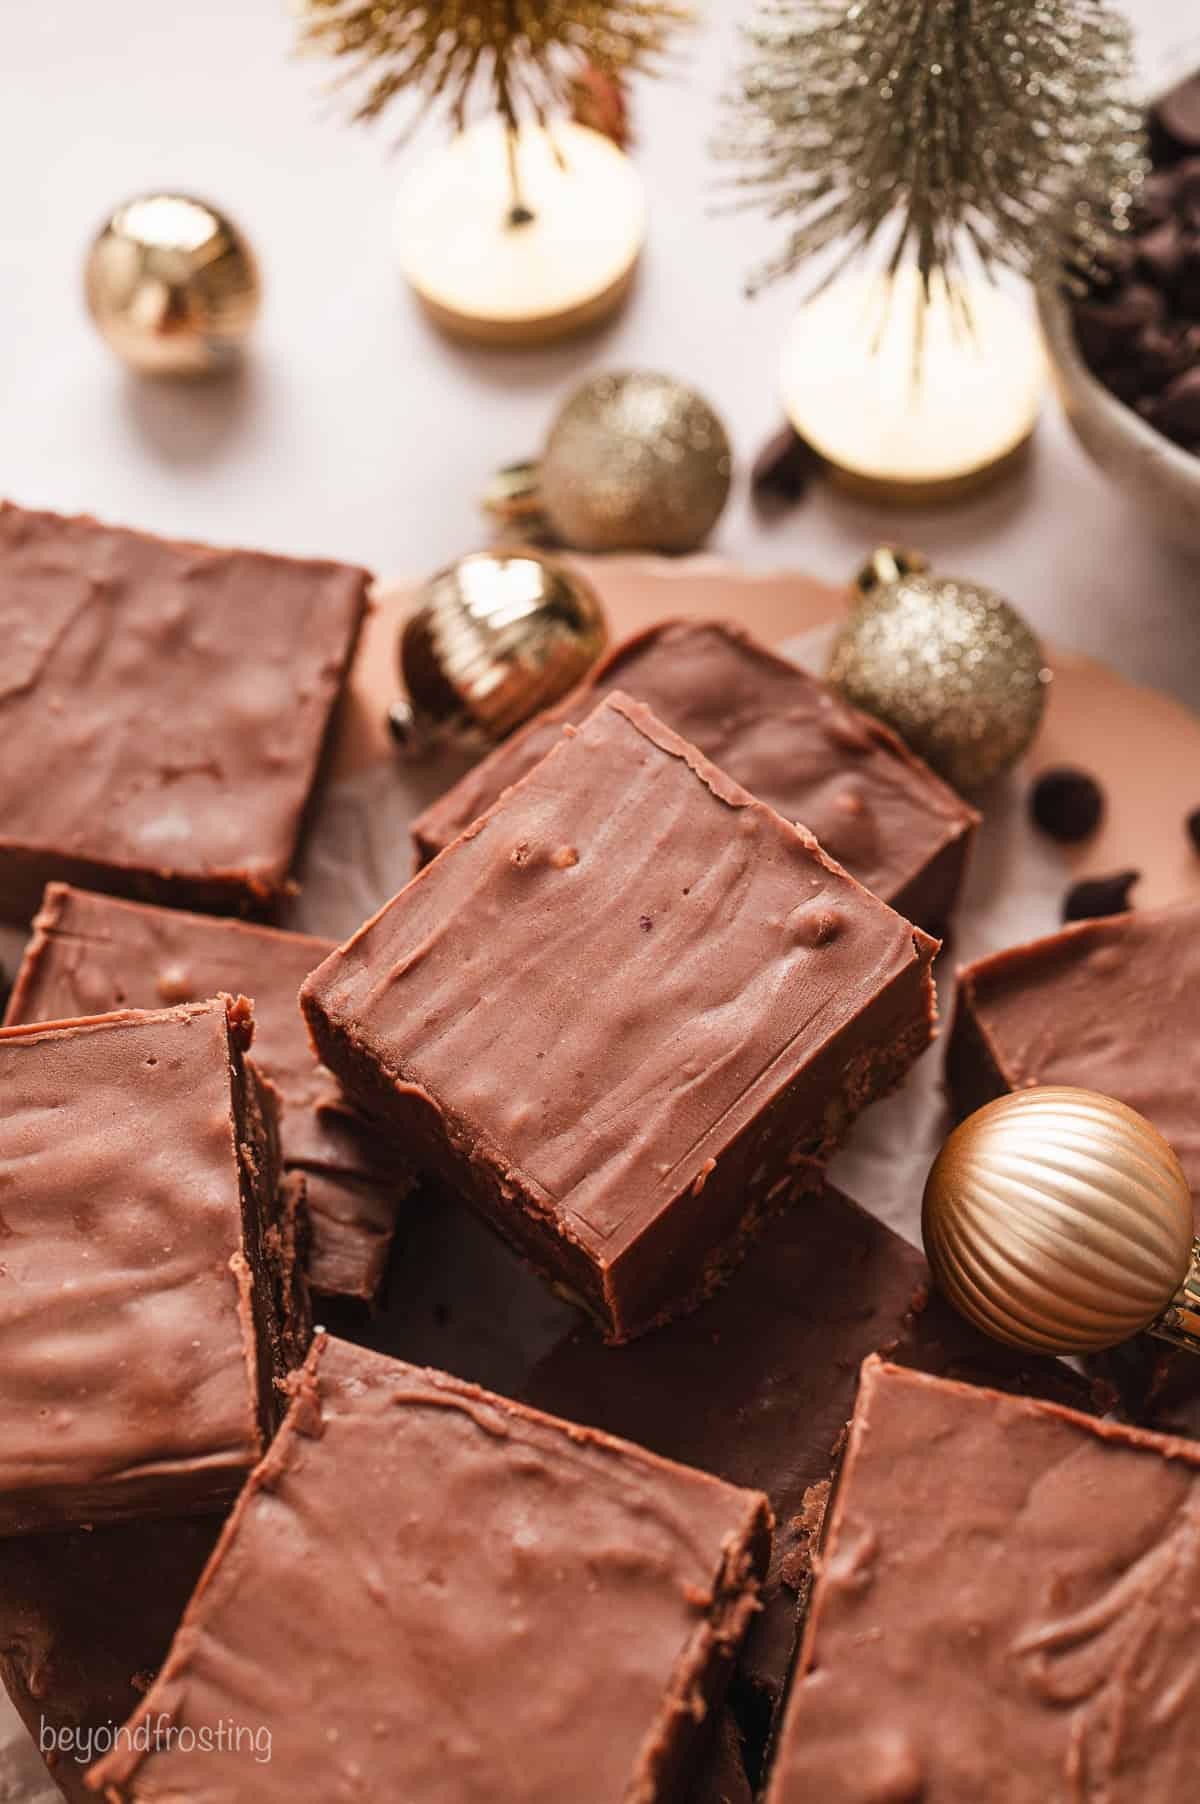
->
[0, 1515, 222, 1804]
[766, 1358, 1200, 1803]
[91, 1335, 771, 1804]
[949, 902, 1200, 1209]
[692, 1715, 751, 1804]
[412, 619, 977, 932]
[0, 999, 290, 1534]
[0, 504, 368, 924]
[355, 1180, 1091, 1757]
[304, 694, 939, 1341]
[5, 885, 408, 1303]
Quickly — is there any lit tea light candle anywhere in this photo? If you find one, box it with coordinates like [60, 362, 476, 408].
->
[781, 265, 1047, 502]
[395, 119, 645, 348]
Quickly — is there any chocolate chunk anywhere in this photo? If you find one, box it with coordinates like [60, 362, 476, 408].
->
[1178, 158, 1200, 229]
[303, 694, 939, 1343]
[411, 619, 978, 934]
[750, 424, 822, 509]
[1029, 766, 1104, 842]
[1133, 168, 1177, 228]
[89, 1335, 771, 1804]
[1136, 218, 1184, 287]
[1155, 74, 1200, 155]
[0, 504, 368, 926]
[4, 884, 410, 1306]
[1062, 869, 1138, 921]
[764, 1359, 1200, 1803]
[1188, 806, 1200, 852]
[1158, 367, 1200, 442]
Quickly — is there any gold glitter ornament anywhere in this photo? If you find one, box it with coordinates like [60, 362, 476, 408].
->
[388, 547, 608, 752]
[85, 194, 260, 377]
[827, 555, 1050, 791]
[538, 372, 733, 554]
[923, 1087, 1200, 1358]
[720, 0, 1145, 301]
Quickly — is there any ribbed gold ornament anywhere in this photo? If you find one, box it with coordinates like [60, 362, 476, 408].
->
[923, 1087, 1199, 1357]
[389, 548, 607, 752]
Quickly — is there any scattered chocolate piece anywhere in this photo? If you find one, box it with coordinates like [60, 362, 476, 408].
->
[1029, 766, 1104, 842]
[750, 423, 822, 509]
[1062, 868, 1138, 922]
[1187, 806, 1200, 852]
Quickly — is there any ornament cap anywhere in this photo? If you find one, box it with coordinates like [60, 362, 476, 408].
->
[1151, 1240, 1200, 1356]
[854, 546, 930, 602]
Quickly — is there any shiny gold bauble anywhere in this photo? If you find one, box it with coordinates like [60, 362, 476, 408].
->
[389, 548, 608, 753]
[827, 562, 1050, 792]
[85, 194, 261, 376]
[923, 1087, 1195, 1356]
[539, 372, 732, 554]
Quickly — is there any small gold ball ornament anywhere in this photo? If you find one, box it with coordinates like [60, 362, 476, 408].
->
[85, 194, 261, 377]
[827, 554, 1051, 792]
[389, 547, 608, 754]
[539, 372, 733, 554]
[923, 1087, 1200, 1357]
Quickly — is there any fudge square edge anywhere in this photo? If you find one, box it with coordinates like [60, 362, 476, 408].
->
[89, 1332, 771, 1804]
[4, 881, 410, 1306]
[0, 503, 369, 923]
[765, 1356, 1200, 1803]
[302, 692, 939, 1342]
[0, 997, 290, 1536]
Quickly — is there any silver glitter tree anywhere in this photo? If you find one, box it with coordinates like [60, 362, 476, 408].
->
[721, 0, 1145, 297]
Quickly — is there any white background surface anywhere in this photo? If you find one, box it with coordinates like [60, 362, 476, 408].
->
[2, 1, 1197, 700]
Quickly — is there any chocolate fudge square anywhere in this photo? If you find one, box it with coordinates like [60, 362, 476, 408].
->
[5, 884, 409, 1304]
[0, 998, 292, 1535]
[766, 1358, 1200, 1803]
[303, 694, 938, 1341]
[91, 1335, 771, 1804]
[411, 619, 978, 933]
[949, 902, 1200, 1209]
[0, 504, 368, 924]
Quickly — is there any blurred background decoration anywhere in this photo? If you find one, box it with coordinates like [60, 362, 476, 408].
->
[297, 0, 691, 344]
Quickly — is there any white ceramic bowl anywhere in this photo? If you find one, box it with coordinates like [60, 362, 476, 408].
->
[1037, 280, 1200, 553]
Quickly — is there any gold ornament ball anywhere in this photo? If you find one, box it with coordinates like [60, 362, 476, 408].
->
[539, 372, 733, 555]
[923, 1087, 1194, 1356]
[389, 547, 608, 753]
[85, 193, 261, 377]
[827, 567, 1050, 792]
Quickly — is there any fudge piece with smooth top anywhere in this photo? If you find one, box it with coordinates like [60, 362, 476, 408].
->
[304, 694, 938, 1341]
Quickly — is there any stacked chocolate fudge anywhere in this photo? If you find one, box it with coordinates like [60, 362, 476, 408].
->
[4, 504, 1177, 1803]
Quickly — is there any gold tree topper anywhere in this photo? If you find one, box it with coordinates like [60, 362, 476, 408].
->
[300, 1, 690, 137]
[721, 0, 1146, 297]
